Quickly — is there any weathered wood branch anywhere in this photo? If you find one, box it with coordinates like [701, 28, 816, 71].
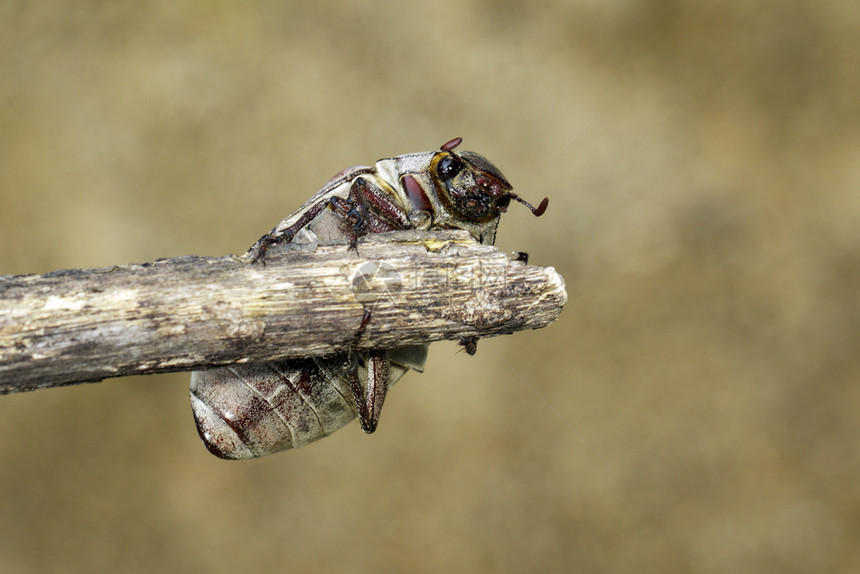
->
[0, 230, 566, 394]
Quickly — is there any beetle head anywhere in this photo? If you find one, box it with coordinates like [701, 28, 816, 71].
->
[431, 138, 548, 224]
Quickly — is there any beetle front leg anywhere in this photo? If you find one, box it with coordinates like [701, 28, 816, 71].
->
[348, 350, 390, 434]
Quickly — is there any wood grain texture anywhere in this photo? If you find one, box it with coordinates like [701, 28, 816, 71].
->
[0, 230, 566, 394]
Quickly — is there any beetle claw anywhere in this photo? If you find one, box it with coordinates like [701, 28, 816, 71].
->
[458, 335, 479, 356]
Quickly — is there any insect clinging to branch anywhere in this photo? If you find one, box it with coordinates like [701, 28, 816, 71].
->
[190, 138, 548, 459]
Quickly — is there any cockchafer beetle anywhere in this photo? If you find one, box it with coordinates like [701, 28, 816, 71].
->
[190, 138, 548, 459]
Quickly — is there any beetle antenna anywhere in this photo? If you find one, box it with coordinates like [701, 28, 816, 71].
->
[440, 137, 463, 152]
[508, 193, 549, 216]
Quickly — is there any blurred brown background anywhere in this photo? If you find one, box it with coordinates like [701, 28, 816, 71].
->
[1, 1, 858, 572]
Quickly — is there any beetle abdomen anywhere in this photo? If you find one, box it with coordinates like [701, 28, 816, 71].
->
[190, 346, 427, 459]
[190, 358, 356, 459]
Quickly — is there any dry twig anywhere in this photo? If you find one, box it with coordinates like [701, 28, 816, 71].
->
[0, 230, 566, 394]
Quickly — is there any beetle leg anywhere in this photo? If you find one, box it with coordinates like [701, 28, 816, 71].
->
[458, 335, 479, 356]
[348, 350, 390, 434]
[329, 196, 367, 248]
[512, 251, 529, 265]
[346, 202, 366, 249]
[249, 176, 409, 262]
[348, 177, 411, 232]
[355, 308, 371, 340]
[328, 177, 411, 248]
[248, 197, 331, 263]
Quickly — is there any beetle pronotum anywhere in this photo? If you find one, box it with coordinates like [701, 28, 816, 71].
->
[190, 138, 548, 459]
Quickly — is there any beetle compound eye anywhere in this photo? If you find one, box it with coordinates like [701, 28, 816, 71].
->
[437, 155, 462, 180]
